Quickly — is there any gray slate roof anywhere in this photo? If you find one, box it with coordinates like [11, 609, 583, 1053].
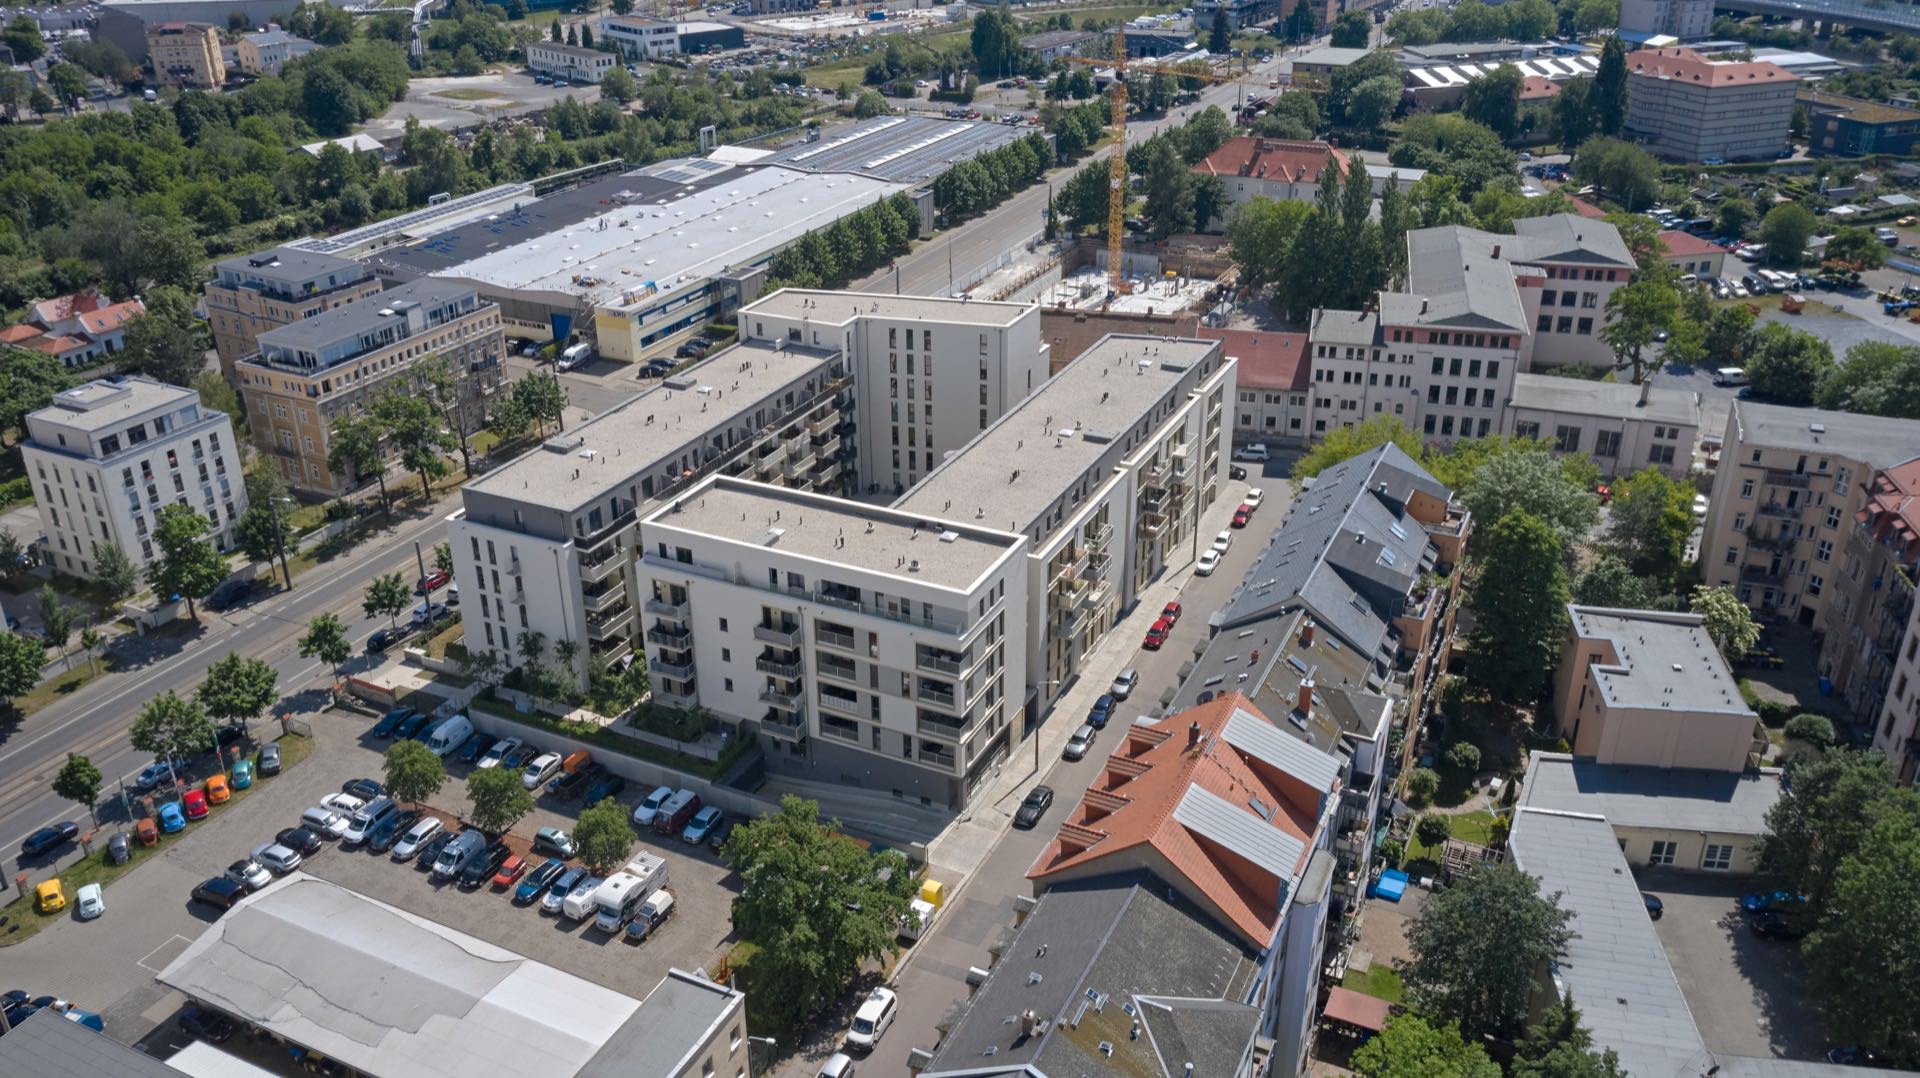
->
[1520, 753, 1781, 835]
[1733, 400, 1920, 469]
[922, 872, 1259, 1078]
[577, 970, 742, 1078]
[1396, 214, 1634, 331]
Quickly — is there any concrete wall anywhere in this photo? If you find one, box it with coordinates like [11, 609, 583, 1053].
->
[1614, 823, 1763, 874]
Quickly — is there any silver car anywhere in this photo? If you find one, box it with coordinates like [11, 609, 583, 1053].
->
[251, 841, 302, 874]
[300, 806, 348, 839]
[542, 867, 586, 915]
[390, 817, 443, 861]
[227, 859, 272, 891]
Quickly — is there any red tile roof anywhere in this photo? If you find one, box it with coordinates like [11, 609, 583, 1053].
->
[1196, 328, 1309, 392]
[1658, 230, 1726, 257]
[1569, 195, 1607, 219]
[1628, 47, 1797, 89]
[29, 289, 110, 327]
[1520, 75, 1561, 101]
[1027, 693, 1333, 947]
[76, 299, 144, 335]
[1193, 136, 1350, 185]
[1857, 456, 1920, 569]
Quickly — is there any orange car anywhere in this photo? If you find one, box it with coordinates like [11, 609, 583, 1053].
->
[134, 818, 158, 847]
[205, 774, 231, 805]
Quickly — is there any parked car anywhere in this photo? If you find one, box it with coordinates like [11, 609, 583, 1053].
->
[707, 818, 736, 853]
[1231, 503, 1252, 528]
[503, 744, 540, 769]
[275, 827, 323, 857]
[106, 831, 131, 865]
[134, 818, 158, 847]
[300, 806, 348, 840]
[252, 841, 303, 874]
[227, 859, 272, 891]
[1161, 601, 1182, 625]
[415, 569, 451, 595]
[368, 810, 416, 854]
[459, 841, 513, 888]
[192, 877, 248, 911]
[584, 772, 627, 804]
[1012, 785, 1054, 829]
[1087, 694, 1115, 730]
[631, 785, 675, 828]
[845, 986, 898, 1052]
[21, 821, 79, 857]
[1741, 889, 1805, 915]
[132, 761, 173, 792]
[477, 737, 521, 769]
[458, 733, 489, 763]
[1228, 465, 1248, 481]
[1642, 893, 1664, 920]
[258, 742, 281, 775]
[410, 601, 449, 626]
[157, 801, 187, 833]
[533, 826, 578, 859]
[491, 854, 528, 890]
[231, 759, 254, 790]
[368, 627, 405, 654]
[542, 867, 587, 914]
[393, 711, 433, 740]
[205, 576, 255, 612]
[1749, 910, 1810, 940]
[1063, 723, 1096, 761]
[371, 707, 415, 738]
[1211, 530, 1233, 554]
[415, 830, 457, 871]
[522, 752, 564, 790]
[205, 774, 231, 804]
[819, 1053, 857, 1078]
[1142, 618, 1172, 650]
[1243, 488, 1264, 510]
[1195, 549, 1222, 575]
[391, 817, 444, 861]
[549, 765, 598, 800]
[342, 778, 384, 802]
[516, 858, 568, 904]
[683, 806, 724, 844]
[75, 883, 105, 920]
[183, 789, 209, 820]
[177, 1005, 236, 1043]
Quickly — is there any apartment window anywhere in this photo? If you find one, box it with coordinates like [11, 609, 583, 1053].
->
[1648, 445, 1675, 465]
[1581, 292, 1598, 309]
[1431, 356, 1444, 375]
[1741, 479, 1755, 499]
[1701, 844, 1733, 871]
[1732, 512, 1747, 532]
[1826, 506, 1841, 529]
[1486, 361, 1499, 379]
[1542, 289, 1556, 306]
[1808, 574, 1823, 597]
[1449, 358, 1462, 377]
[1424, 414, 1436, 434]
[1649, 841, 1677, 866]
[1427, 385, 1440, 404]
[1555, 426, 1580, 453]
[1576, 317, 1593, 335]
[718, 618, 728, 632]
[1557, 317, 1573, 334]
[1441, 416, 1454, 436]
[1468, 359, 1481, 377]
[1816, 540, 1832, 562]
[1594, 430, 1620, 458]
[1514, 421, 1539, 439]
[1725, 547, 1738, 566]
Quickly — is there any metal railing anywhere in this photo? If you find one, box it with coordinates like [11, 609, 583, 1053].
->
[917, 651, 963, 676]
[645, 624, 690, 647]
[759, 687, 804, 711]
[756, 656, 803, 679]
[1763, 469, 1812, 489]
[917, 710, 968, 738]
[783, 450, 816, 478]
[656, 679, 697, 705]
[762, 709, 807, 740]
[818, 693, 864, 718]
[816, 655, 859, 683]
[816, 627, 856, 651]
[645, 597, 690, 620]
[820, 719, 860, 743]
[651, 656, 695, 681]
[754, 623, 803, 646]
[917, 747, 957, 771]
[918, 682, 957, 708]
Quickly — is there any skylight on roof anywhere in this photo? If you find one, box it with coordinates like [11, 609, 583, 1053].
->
[1379, 548, 1397, 567]
[1389, 520, 1408, 540]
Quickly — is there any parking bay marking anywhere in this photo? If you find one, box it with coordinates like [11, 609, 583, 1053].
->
[137, 934, 193, 974]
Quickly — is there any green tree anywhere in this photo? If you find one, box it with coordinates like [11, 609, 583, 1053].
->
[1466, 511, 1569, 701]
[1573, 554, 1654, 608]
[1571, 137, 1658, 211]
[149, 504, 226, 619]
[234, 503, 292, 590]
[1400, 860, 1576, 1040]
[600, 65, 636, 104]
[78, 627, 103, 676]
[1406, 767, 1441, 805]
[0, 629, 42, 710]
[195, 371, 244, 432]
[1512, 989, 1628, 1078]
[466, 764, 535, 836]
[1592, 35, 1627, 136]
[129, 690, 216, 773]
[37, 584, 73, 669]
[511, 372, 567, 437]
[1757, 202, 1818, 267]
[1552, 77, 1595, 150]
[53, 752, 104, 826]
[575, 795, 637, 874]
[852, 89, 889, 118]
[1351, 1015, 1500, 1078]
[1415, 813, 1452, 848]
[1606, 467, 1692, 576]
[1600, 275, 1679, 384]
[433, 541, 455, 575]
[1210, 6, 1233, 50]
[1759, 750, 1919, 917]
[328, 413, 391, 513]
[968, 6, 1019, 78]
[3, 14, 47, 61]
[298, 612, 352, 677]
[383, 737, 447, 808]
[1825, 225, 1889, 270]
[1294, 416, 1424, 479]
[1141, 137, 1193, 239]
[197, 651, 277, 737]
[1226, 197, 1309, 292]
[1690, 585, 1759, 661]
[1715, 194, 1757, 238]
[1818, 341, 1920, 418]
[121, 286, 207, 387]
[1445, 741, 1482, 775]
[373, 392, 456, 500]
[1784, 712, 1836, 750]
[1745, 323, 1834, 406]
[1705, 304, 1756, 366]
[1461, 63, 1522, 139]
[0, 349, 73, 444]
[728, 795, 917, 1030]
[1803, 814, 1920, 1066]
[1329, 9, 1370, 46]
[364, 572, 411, 628]
[1460, 449, 1598, 548]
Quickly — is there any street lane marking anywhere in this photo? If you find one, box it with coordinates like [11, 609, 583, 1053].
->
[137, 935, 193, 974]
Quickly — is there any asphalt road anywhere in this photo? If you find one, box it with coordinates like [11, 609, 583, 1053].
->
[1, 504, 455, 882]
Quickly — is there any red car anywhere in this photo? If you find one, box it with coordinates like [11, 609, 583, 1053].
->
[491, 854, 526, 890]
[415, 570, 451, 595]
[182, 789, 209, 820]
[1143, 617, 1173, 650]
[1231, 503, 1253, 528]
[1161, 601, 1182, 626]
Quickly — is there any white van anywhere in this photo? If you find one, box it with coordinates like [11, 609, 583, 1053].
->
[425, 715, 473, 758]
[432, 830, 485, 880]
[624, 889, 675, 941]
[342, 797, 398, 847]
[1232, 443, 1269, 462]
[845, 987, 897, 1052]
[557, 342, 593, 370]
[1713, 367, 1749, 387]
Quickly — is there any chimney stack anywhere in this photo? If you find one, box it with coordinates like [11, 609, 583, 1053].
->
[1638, 378, 1652, 406]
[1300, 618, 1315, 647]
[1297, 678, 1314, 715]
[1187, 721, 1201, 749]
[1492, 244, 1501, 260]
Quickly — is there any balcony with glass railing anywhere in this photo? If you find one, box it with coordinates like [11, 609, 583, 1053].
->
[820, 715, 860, 742]
[582, 547, 624, 582]
[917, 707, 969, 739]
[917, 744, 957, 771]
[819, 692, 864, 718]
[761, 708, 807, 741]
[917, 679, 957, 709]
[916, 645, 966, 677]
[754, 621, 803, 647]
[645, 596, 690, 621]
[645, 621, 690, 648]
[587, 602, 634, 639]
[1088, 522, 1113, 549]
[816, 625, 856, 652]
[1083, 578, 1113, 610]
[760, 686, 805, 711]
[816, 653, 859, 683]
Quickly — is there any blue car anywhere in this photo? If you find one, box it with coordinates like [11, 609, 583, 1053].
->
[1741, 889, 1804, 915]
[514, 857, 568, 904]
[157, 801, 187, 833]
[1087, 694, 1115, 730]
[371, 707, 415, 738]
[393, 711, 432, 740]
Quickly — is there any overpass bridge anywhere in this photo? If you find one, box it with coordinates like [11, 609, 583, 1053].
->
[1715, 0, 1920, 36]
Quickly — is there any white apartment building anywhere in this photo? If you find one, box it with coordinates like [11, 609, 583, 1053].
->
[1503, 373, 1700, 479]
[637, 477, 1030, 809]
[20, 377, 247, 575]
[1620, 0, 1713, 39]
[449, 339, 852, 688]
[525, 40, 616, 83]
[897, 335, 1235, 721]
[1699, 401, 1920, 627]
[737, 290, 1049, 496]
[1305, 215, 1634, 448]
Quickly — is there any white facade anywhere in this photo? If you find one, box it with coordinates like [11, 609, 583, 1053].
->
[600, 14, 678, 58]
[20, 377, 247, 574]
[1620, 0, 1713, 38]
[737, 291, 1050, 496]
[1306, 311, 1522, 447]
[525, 40, 616, 82]
[1502, 373, 1701, 479]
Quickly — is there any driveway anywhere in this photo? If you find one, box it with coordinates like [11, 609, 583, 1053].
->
[367, 72, 607, 137]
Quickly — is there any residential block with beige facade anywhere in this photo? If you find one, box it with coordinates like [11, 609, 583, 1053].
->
[1502, 372, 1699, 479]
[239, 278, 504, 495]
[1698, 401, 1920, 625]
[1624, 47, 1798, 162]
[1819, 456, 1919, 739]
[146, 21, 224, 87]
[204, 247, 385, 381]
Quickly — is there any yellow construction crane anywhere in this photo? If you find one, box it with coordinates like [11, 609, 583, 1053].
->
[1067, 27, 1301, 290]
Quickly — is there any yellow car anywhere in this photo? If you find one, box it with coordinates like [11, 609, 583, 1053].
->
[35, 878, 64, 913]
[205, 774, 231, 805]
[1901, 216, 1918, 227]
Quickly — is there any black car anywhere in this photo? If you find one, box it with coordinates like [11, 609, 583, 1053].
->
[415, 830, 457, 870]
[371, 707, 414, 738]
[342, 778, 384, 802]
[458, 733, 489, 763]
[1750, 910, 1811, 940]
[177, 1005, 236, 1043]
[368, 627, 404, 654]
[106, 831, 132, 865]
[368, 811, 416, 853]
[706, 818, 736, 853]
[204, 577, 255, 612]
[1012, 786, 1054, 829]
[458, 841, 512, 889]
[214, 723, 248, 750]
[584, 773, 627, 805]
[20, 821, 80, 857]
[549, 766, 598, 801]
[191, 877, 247, 911]
[1642, 893, 1664, 920]
[1228, 465, 1248, 481]
[393, 711, 432, 740]
[276, 827, 323, 856]
[258, 743, 282, 775]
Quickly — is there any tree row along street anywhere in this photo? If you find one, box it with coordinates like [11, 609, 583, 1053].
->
[0, 502, 452, 873]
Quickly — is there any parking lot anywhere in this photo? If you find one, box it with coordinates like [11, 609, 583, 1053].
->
[4, 707, 741, 1050]
[1640, 868, 1827, 1062]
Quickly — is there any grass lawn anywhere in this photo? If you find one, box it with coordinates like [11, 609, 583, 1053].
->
[423, 617, 464, 659]
[1405, 809, 1497, 863]
[435, 87, 510, 101]
[0, 732, 313, 948]
[1342, 963, 1404, 1004]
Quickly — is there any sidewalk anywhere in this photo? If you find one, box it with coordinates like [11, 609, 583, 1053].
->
[920, 481, 1251, 888]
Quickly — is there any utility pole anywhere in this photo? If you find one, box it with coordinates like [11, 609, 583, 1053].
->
[413, 540, 430, 591]
[273, 496, 294, 590]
